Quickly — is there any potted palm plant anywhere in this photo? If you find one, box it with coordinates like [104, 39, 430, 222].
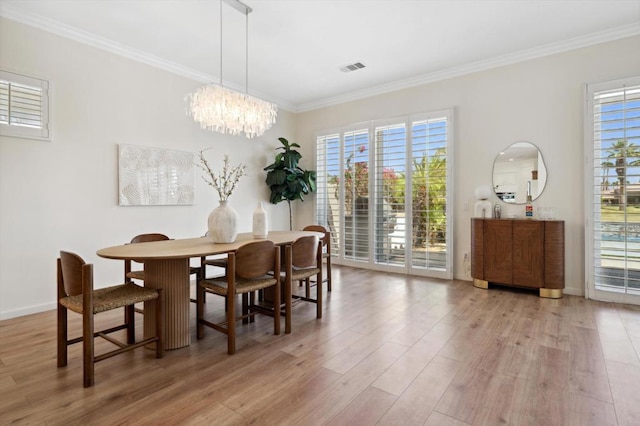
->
[264, 137, 316, 230]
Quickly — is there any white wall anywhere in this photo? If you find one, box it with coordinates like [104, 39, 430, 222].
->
[294, 35, 640, 296]
[0, 18, 296, 319]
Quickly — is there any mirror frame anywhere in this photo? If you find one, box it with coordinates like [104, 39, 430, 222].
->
[492, 141, 547, 204]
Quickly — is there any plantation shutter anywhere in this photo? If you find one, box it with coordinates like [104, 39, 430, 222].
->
[374, 123, 406, 266]
[587, 77, 640, 304]
[0, 70, 50, 140]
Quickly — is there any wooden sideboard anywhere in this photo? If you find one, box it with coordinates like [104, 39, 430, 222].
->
[471, 218, 564, 298]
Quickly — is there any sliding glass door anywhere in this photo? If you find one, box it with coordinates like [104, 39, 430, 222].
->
[316, 110, 452, 279]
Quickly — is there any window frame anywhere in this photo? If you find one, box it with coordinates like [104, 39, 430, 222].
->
[315, 109, 453, 279]
[585, 75, 640, 305]
[0, 70, 51, 141]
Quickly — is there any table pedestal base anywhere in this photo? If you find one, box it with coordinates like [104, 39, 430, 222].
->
[143, 259, 191, 349]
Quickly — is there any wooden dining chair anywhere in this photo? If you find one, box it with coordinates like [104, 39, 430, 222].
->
[302, 225, 332, 291]
[124, 233, 201, 304]
[281, 235, 322, 333]
[57, 251, 163, 387]
[196, 240, 282, 354]
[124, 233, 170, 283]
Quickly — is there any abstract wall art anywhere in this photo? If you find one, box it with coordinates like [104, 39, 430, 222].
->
[118, 144, 195, 206]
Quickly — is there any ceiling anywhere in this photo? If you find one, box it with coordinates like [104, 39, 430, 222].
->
[1, 0, 639, 112]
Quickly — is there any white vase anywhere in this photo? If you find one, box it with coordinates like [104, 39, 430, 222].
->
[252, 202, 268, 238]
[208, 200, 238, 243]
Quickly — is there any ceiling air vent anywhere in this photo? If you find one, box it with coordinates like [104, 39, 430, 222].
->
[339, 62, 366, 73]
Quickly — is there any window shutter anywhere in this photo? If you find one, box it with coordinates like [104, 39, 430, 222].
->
[374, 123, 406, 266]
[587, 77, 640, 302]
[0, 70, 50, 140]
[314, 109, 452, 279]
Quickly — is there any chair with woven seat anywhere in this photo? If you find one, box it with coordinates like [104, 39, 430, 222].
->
[281, 235, 322, 333]
[196, 240, 281, 354]
[57, 251, 163, 387]
[124, 233, 170, 283]
[124, 233, 200, 304]
[302, 225, 332, 291]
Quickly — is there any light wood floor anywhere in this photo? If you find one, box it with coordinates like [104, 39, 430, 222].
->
[2, 265, 640, 425]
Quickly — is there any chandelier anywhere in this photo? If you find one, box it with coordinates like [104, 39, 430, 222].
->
[186, 0, 277, 139]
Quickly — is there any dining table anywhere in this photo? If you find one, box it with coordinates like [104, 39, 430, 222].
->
[97, 230, 322, 349]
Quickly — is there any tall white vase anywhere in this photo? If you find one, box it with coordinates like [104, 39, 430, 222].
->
[208, 200, 238, 243]
[252, 202, 268, 238]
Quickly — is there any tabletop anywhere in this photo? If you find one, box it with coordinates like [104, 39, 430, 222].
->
[97, 230, 322, 260]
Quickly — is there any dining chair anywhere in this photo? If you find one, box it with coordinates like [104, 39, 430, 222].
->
[124, 233, 171, 283]
[57, 251, 163, 387]
[124, 233, 201, 304]
[302, 225, 332, 291]
[281, 235, 322, 334]
[196, 240, 282, 354]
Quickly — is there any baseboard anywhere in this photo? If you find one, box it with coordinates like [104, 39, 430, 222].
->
[563, 287, 584, 297]
[0, 302, 56, 320]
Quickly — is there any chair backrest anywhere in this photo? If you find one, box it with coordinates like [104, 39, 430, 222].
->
[303, 225, 330, 251]
[130, 233, 170, 244]
[291, 235, 319, 269]
[59, 251, 86, 297]
[127, 233, 170, 267]
[234, 240, 277, 280]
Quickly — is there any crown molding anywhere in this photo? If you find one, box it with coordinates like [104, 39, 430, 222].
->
[0, 3, 294, 112]
[295, 23, 640, 113]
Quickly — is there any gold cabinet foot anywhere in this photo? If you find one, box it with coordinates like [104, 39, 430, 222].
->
[473, 279, 489, 289]
[539, 288, 563, 299]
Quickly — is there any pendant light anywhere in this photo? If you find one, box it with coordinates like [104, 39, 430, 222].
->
[186, 0, 277, 138]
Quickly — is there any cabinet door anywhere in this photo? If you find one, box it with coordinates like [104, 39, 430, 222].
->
[544, 221, 565, 289]
[513, 221, 544, 287]
[471, 219, 484, 279]
[484, 220, 512, 284]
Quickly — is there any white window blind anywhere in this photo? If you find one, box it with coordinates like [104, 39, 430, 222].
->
[316, 109, 452, 279]
[0, 70, 50, 140]
[375, 123, 406, 267]
[587, 77, 640, 304]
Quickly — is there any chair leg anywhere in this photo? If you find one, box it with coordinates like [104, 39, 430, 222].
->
[317, 269, 323, 319]
[125, 304, 135, 344]
[196, 283, 205, 339]
[242, 294, 250, 324]
[82, 308, 95, 388]
[155, 290, 164, 358]
[227, 291, 236, 355]
[249, 292, 256, 323]
[273, 282, 281, 336]
[305, 278, 311, 297]
[327, 259, 332, 292]
[285, 276, 292, 334]
[57, 303, 68, 367]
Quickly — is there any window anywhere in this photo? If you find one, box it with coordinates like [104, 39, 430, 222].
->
[0, 70, 50, 140]
[316, 110, 452, 279]
[586, 76, 640, 304]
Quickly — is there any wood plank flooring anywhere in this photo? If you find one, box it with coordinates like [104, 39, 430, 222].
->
[2, 265, 640, 425]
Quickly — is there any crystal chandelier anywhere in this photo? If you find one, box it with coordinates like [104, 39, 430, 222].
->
[186, 0, 277, 139]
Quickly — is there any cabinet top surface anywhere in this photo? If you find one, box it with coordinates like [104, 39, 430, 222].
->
[471, 218, 564, 222]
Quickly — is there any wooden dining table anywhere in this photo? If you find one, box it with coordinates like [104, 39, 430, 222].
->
[97, 230, 322, 349]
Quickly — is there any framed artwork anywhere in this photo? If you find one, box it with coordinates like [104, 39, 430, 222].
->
[118, 144, 195, 206]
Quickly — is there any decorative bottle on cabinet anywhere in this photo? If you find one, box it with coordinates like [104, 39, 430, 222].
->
[252, 202, 268, 238]
[525, 195, 534, 218]
[525, 180, 534, 218]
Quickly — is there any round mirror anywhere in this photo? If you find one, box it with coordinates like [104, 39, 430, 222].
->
[493, 141, 547, 204]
